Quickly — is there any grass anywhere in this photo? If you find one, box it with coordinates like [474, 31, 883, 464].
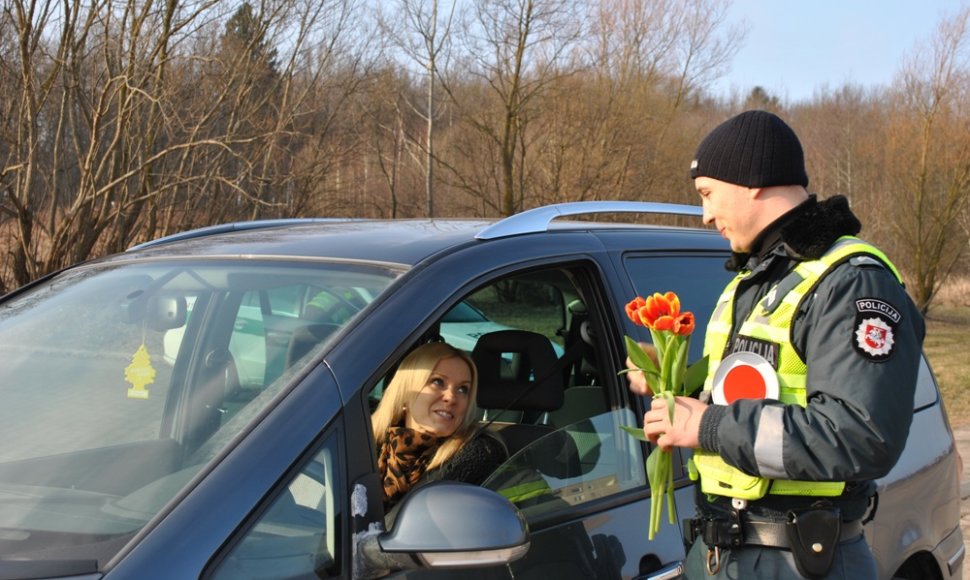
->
[925, 304, 970, 427]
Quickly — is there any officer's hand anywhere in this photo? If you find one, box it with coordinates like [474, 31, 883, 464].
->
[626, 342, 658, 396]
[643, 396, 707, 452]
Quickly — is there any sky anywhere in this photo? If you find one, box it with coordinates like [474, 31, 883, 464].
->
[712, 0, 966, 103]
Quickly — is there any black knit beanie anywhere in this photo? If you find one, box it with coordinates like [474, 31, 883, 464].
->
[689, 110, 809, 188]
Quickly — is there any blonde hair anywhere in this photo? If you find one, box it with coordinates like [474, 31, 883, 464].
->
[371, 342, 480, 471]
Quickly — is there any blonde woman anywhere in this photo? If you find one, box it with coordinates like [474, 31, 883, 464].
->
[372, 342, 507, 508]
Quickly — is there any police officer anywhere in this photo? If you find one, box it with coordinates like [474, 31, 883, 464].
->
[629, 110, 925, 578]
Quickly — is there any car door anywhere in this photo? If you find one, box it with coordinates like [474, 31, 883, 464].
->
[357, 259, 690, 579]
[203, 418, 346, 579]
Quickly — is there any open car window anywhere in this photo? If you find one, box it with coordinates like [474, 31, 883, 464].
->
[482, 409, 646, 520]
[368, 264, 644, 525]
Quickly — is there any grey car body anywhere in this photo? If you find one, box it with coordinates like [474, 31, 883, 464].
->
[0, 202, 961, 579]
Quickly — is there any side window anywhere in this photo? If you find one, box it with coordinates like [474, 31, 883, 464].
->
[450, 269, 596, 428]
[228, 284, 356, 399]
[468, 267, 650, 520]
[623, 255, 734, 360]
[229, 291, 270, 392]
[208, 431, 343, 580]
[368, 264, 650, 520]
[483, 408, 645, 520]
[463, 280, 566, 350]
[368, 268, 584, 439]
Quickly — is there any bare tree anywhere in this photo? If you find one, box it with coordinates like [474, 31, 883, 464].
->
[354, 66, 430, 218]
[441, 0, 585, 216]
[885, 6, 970, 313]
[793, 84, 905, 281]
[0, 0, 372, 290]
[520, 0, 746, 205]
[378, 0, 459, 217]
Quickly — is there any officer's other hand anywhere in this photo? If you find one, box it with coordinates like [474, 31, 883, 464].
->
[643, 396, 707, 451]
[626, 342, 658, 396]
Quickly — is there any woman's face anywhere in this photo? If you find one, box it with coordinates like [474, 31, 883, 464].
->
[405, 356, 472, 437]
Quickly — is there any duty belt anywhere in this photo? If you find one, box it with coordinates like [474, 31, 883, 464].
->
[742, 518, 863, 548]
[686, 515, 863, 549]
[687, 511, 865, 577]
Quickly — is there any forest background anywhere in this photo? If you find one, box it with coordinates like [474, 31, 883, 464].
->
[1, 0, 969, 316]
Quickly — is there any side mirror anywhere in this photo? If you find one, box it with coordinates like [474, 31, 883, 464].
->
[357, 482, 529, 578]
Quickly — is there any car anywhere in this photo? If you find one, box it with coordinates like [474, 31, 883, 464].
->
[0, 201, 962, 579]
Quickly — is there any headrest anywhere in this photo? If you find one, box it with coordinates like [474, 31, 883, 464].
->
[472, 330, 563, 411]
[287, 322, 340, 366]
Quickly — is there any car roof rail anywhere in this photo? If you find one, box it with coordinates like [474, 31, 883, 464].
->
[127, 218, 356, 251]
[475, 201, 703, 240]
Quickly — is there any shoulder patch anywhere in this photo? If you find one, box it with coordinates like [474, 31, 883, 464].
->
[853, 313, 896, 362]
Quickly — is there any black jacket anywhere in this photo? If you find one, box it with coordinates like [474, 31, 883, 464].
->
[384, 430, 507, 525]
[421, 430, 508, 486]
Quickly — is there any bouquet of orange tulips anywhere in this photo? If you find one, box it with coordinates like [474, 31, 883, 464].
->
[621, 292, 706, 540]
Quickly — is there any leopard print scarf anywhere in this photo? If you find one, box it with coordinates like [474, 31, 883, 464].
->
[378, 426, 445, 506]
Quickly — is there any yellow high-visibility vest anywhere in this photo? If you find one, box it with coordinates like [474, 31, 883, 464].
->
[691, 237, 902, 500]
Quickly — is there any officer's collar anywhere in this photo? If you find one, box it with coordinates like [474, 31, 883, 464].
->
[726, 195, 862, 272]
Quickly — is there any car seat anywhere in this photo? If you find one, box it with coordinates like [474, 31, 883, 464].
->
[285, 322, 341, 369]
[472, 330, 584, 480]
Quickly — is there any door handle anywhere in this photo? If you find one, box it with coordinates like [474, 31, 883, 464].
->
[633, 560, 684, 580]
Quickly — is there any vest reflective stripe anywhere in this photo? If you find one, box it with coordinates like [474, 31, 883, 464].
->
[694, 237, 902, 499]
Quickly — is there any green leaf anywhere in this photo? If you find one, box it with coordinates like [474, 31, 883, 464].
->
[656, 331, 673, 381]
[669, 337, 689, 395]
[683, 354, 710, 396]
[649, 328, 671, 356]
[620, 424, 650, 441]
[624, 336, 659, 375]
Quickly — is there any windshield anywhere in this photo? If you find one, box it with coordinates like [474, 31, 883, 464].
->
[0, 258, 397, 570]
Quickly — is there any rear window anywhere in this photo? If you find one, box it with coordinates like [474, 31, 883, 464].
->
[623, 254, 733, 360]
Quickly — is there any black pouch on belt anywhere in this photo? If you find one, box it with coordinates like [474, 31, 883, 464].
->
[785, 505, 841, 579]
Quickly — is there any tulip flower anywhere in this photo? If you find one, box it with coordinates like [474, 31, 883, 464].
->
[621, 292, 706, 540]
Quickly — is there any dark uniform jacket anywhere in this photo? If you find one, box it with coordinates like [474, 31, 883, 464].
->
[696, 195, 925, 520]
